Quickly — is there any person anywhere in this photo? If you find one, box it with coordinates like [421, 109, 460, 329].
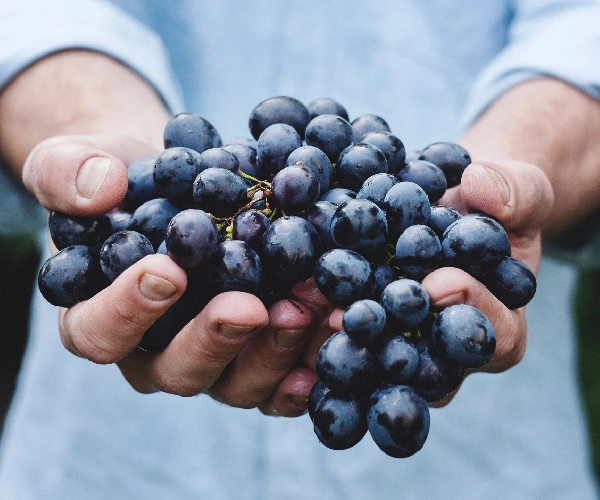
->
[0, 0, 599, 498]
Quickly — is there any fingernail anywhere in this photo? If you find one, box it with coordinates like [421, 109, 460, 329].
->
[219, 324, 257, 339]
[77, 157, 111, 199]
[139, 273, 177, 301]
[484, 166, 510, 205]
[290, 395, 308, 407]
[432, 292, 464, 309]
[275, 328, 305, 347]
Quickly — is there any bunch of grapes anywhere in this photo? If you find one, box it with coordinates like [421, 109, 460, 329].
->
[37, 96, 537, 458]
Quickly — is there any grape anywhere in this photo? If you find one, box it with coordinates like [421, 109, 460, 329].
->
[441, 214, 510, 279]
[222, 143, 263, 179]
[359, 131, 406, 175]
[419, 141, 471, 189]
[38, 245, 108, 308]
[312, 391, 368, 450]
[307, 97, 349, 122]
[257, 123, 303, 179]
[127, 198, 180, 250]
[356, 173, 397, 209]
[124, 156, 161, 211]
[163, 112, 223, 153]
[480, 256, 537, 309]
[428, 205, 461, 239]
[367, 385, 430, 458]
[262, 216, 321, 283]
[371, 263, 397, 300]
[431, 304, 496, 368]
[106, 208, 132, 234]
[270, 165, 320, 214]
[314, 248, 374, 306]
[337, 143, 388, 192]
[48, 211, 112, 251]
[319, 187, 357, 206]
[378, 336, 419, 384]
[383, 181, 431, 241]
[248, 95, 310, 140]
[396, 160, 447, 203]
[330, 198, 388, 260]
[197, 147, 240, 173]
[99, 230, 154, 282]
[303, 200, 338, 251]
[192, 167, 249, 218]
[232, 209, 270, 253]
[165, 209, 219, 270]
[304, 114, 355, 163]
[351, 114, 390, 139]
[342, 299, 387, 347]
[380, 279, 430, 331]
[286, 145, 333, 194]
[308, 379, 330, 422]
[394, 224, 442, 281]
[209, 240, 262, 294]
[153, 147, 201, 207]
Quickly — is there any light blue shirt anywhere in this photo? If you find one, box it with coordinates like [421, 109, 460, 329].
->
[0, 1, 599, 498]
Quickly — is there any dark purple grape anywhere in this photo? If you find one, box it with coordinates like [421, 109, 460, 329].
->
[342, 299, 387, 347]
[380, 279, 429, 331]
[232, 209, 270, 253]
[394, 225, 442, 281]
[222, 143, 263, 179]
[224, 136, 258, 149]
[286, 145, 333, 194]
[419, 141, 471, 188]
[248, 95, 310, 140]
[127, 198, 180, 251]
[257, 268, 294, 308]
[428, 205, 461, 239]
[209, 240, 262, 294]
[304, 114, 355, 163]
[356, 173, 397, 209]
[257, 123, 302, 179]
[196, 147, 240, 173]
[378, 336, 419, 384]
[441, 215, 510, 279]
[396, 160, 447, 203]
[371, 263, 397, 300]
[262, 216, 321, 283]
[314, 248, 374, 306]
[163, 112, 223, 153]
[480, 256, 537, 309]
[383, 181, 431, 241]
[48, 211, 113, 252]
[153, 147, 201, 207]
[319, 187, 357, 206]
[359, 131, 406, 175]
[271, 165, 320, 214]
[124, 156, 161, 211]
[307, 97, 349, 122]
[99, 230, 154, 282]
[192, 167, 249, 218]
[38, 245, 108, 308]
[337, 143, 388, 192]
[404, 149, 421, 163]
[409, 338, 465, 402]
[303, 200, 338, 251]
[367, 385, 430, 458]
[106, 208, 131, 234]
[313, 391, 367, 450]
[308, 380, 330, 422]
[431, 304, 496, 368]
[316, 330, 377, 397]
[165, 209, 219, 270]
[330, 198, 388, 260]
[351, 114, 390, 140]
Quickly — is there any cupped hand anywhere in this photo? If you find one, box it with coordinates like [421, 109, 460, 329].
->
[24, 134, 332, 417]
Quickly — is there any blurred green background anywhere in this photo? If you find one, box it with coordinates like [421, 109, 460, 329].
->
[0, 234, 599, 482]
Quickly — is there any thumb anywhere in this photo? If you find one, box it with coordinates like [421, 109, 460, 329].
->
[459, 160, 555, 233]
[22, 134, 159, 216]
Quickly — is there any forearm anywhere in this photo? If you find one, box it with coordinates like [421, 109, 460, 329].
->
[0, 49, 171, 175]
[460, 77, 600, 232]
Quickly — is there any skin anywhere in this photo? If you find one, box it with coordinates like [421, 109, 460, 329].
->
[1, 50, 599, 414]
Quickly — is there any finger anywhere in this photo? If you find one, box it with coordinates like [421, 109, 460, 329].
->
[422, 266, 526, 373]
[118, 292, 270, 396]
[290, 277, 334, 319]
[59, 254, 187, 364]
[259, 367, 319, 417]
[22, 134, 158, 216]
[205, 298, 316, 408]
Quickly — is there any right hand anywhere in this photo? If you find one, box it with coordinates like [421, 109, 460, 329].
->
[25, 134, 333, 417]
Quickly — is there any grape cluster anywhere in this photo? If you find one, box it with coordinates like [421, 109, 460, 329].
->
[37, 95, 537, 457]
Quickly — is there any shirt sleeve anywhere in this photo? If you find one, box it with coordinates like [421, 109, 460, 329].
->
[460, 0, 600, 129]
[0, 0, 184, 113]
